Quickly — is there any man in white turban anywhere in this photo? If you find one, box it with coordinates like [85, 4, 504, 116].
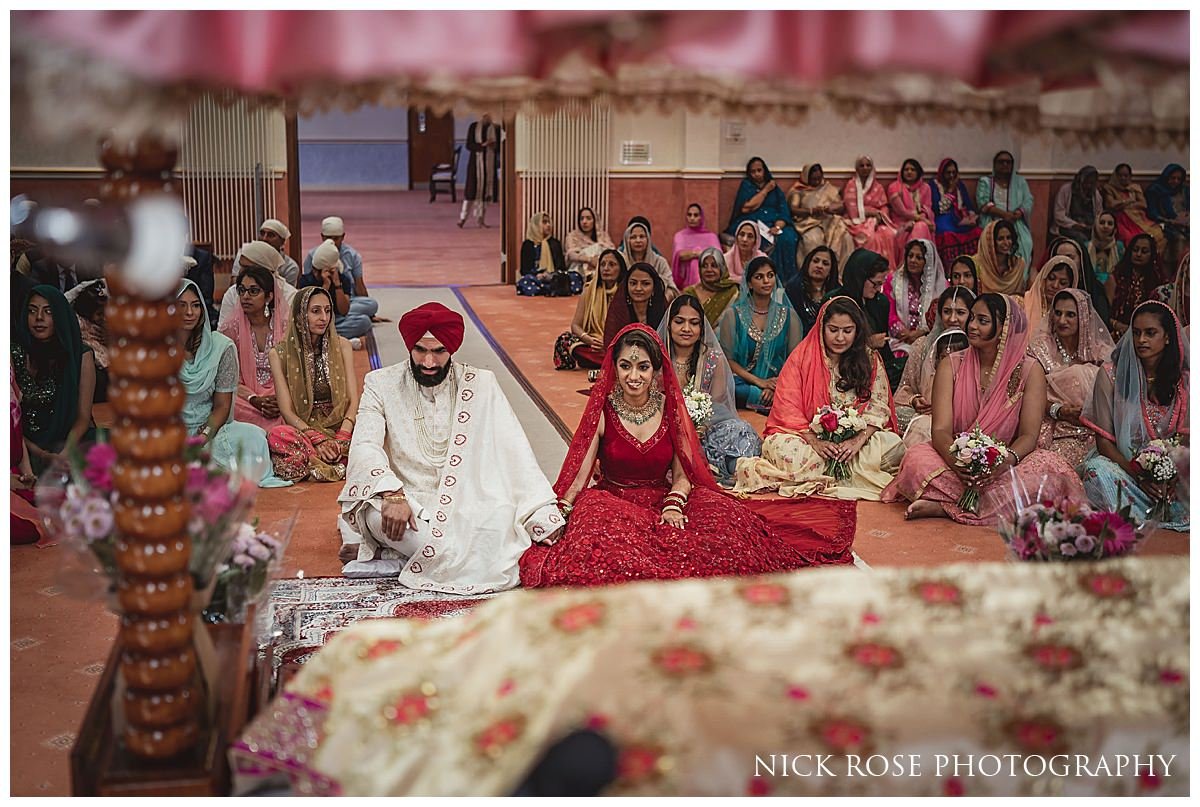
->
[217, 239, 299, 330]
[300, 216, 381, 340]
[299, 238, 370, 346]
[258, 218, 301, 286]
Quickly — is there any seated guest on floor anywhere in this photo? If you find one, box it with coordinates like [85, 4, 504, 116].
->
[725, 156, 801, 285]
[881, 293, 1085, 524]
[1027, 288, 1114, 469]
[925, 255, 980, 329]
[12, 285, 95, 474]
[602, 261, 669, 351]
[66, 279, 108, 403]
[724, 220, 764, 283]
[657, 295, 762, 486]
[303, 215, 382, 326]
[1080, 300, 1189, 531]
[885, 238, 946, 359]
[929, 157, 982, 268]
[842, 155, 898, 272]
[788, 163, 854, 268]
[266, 287, 359, 483]
[176, 279, 290, 488]
[618, 219, 677, 299]
[218, 239, 297, 330]
[785, 245, 839, 335]
[218, 263, 289, 430]
[338, 303, 563, 592]
[1046, 234, 1112, 325]
[1087, 211, 1124, 288]
[520, 324, 810, 588]
[1108, 233, 1168, 339]
[894, 286, 975, 440]
[1023, 256, 1077, 333]
[886, 158, 935, 268]
[519, 211, 581, 296]
[682, 247, 739, 327]
[1102, 163, 1167, 255]
[838, 248, 904, 390]
[977, 150, 1034, 268]
[973, 219, 1026, 295]
[257, 218, 301, 287]
[1145, 163, 1189, 267]
[716, 256, 802, 414]
[555, 249, 625, 371]
[299, 239, 371, 345]
[1053, 165, 1102, 245]
[564, 206, 615, 279]
[671, 203, 721, 289]
[735, 297, 902, 500]
[1155, 254, 1189, 331]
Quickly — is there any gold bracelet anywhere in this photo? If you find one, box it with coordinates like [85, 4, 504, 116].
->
[384, 491, 407, 503]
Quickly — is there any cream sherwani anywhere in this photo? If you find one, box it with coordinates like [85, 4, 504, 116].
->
[337, 361, 562, 594]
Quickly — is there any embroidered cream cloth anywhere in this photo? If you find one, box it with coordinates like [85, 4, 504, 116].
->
[232, 556, 1188, 796]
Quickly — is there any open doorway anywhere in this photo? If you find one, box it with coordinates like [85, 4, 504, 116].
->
[295, 103, 503, 287]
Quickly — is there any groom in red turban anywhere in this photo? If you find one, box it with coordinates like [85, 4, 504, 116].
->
[398, 302, 465, 387]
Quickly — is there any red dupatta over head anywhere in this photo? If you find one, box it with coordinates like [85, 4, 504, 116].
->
[554, 322, 720, 496]
[765, 296, 897, 437]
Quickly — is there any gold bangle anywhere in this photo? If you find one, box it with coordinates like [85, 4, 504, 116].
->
[384, 491, 407, 503]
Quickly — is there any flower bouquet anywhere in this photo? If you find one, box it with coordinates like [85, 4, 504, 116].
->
[811, 404, 868, 482]
[1130, 438, 1179, 521]
[949, 427, 1008, 514]
[683, 384, 715, 431]
[37, 435, 259, 599]
[1000, 492, 1148, 562]
[204, 513, 295, 625]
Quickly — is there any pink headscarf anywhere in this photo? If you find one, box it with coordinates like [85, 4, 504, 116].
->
[951, 295, 1032, 439]
[723, 220, 765, 283]
[222, 273, 290, 397]
[671, 203, 721, 289]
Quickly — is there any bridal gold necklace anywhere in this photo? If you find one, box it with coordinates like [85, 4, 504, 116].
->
[610, 387, 664, 425]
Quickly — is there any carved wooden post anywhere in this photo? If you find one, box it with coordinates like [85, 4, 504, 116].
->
[99, 136, 202, 759]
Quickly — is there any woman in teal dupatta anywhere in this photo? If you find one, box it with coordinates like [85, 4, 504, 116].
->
[717, 255, 803, 413]
[976, 150, 1034, 269]
[725, 157, 801, 287]
[177, 279, 291, 488]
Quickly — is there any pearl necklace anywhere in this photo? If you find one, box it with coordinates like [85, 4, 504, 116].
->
[1054, 334, 1078, 365]
[408, 370, 456, 465]
[609, 388, 664, 425]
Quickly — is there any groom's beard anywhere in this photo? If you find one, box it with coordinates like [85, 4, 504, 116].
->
[411, 357, 453, 388]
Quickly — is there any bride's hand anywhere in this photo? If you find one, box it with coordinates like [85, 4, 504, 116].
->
[542, 526, 565, 545]
[660, 509, 688, 529]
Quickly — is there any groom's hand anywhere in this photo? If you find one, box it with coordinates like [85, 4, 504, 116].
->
[382, 498, 418, 539]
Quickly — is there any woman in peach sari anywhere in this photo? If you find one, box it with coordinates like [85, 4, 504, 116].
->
[1027, 288, 1114, 468]
[1022, 255, 1077, 334]
[787, 163, 854, 267]
[886, 158, 935, 268]
[974, 219, 1027, 296]
[842, 155, 898, 269]
[881, 293, 1086, 525]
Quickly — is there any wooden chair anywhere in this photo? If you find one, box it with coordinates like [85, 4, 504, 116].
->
[429, 145, 461, 203]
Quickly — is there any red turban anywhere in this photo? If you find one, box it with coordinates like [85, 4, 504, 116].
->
[398, 302, 465, 354]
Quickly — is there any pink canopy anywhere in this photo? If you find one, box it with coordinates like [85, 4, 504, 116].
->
[10, 11, 1190, 145]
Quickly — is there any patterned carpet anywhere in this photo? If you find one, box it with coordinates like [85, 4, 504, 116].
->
[260, 577, 493, 690]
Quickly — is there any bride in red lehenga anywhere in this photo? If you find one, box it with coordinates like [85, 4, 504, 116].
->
[520, 323, 811, 587]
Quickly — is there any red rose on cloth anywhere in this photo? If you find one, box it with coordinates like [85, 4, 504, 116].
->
[1009, 717, 1066, 754]
[1084, 572, 1132, 598]
[915, 581, 962, 605]
[1159, 669, 1184, 685]
[653, 644, 713, 676]
[847, 642, 903, 670]
[819, 411, 840, 433]
[553, 601, 606, 632]
[814, 717, 872, 754]
[1028, 643, 1082, 671]
[740, 583, 790, 606]
[617, 744, 666, 783]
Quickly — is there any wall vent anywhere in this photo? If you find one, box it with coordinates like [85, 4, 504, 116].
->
[620, 141, 652, 166]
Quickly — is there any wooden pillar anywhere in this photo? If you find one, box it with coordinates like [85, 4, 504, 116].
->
[98, 136, 202, 759]
[284, 103, 303, 265]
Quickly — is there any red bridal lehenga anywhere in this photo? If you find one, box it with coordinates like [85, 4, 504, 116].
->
[520, 323, 811, 587]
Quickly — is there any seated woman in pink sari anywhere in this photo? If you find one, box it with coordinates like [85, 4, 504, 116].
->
[217, 262, 290, 430]
[894, 285, 974, 440]
[842, 155, 898, 269]
[520, 324, 811, 587]
[1027, 288, 1114, 469]
[267, 287, 360, 482]
[723, 220, 764, 283]
[670, 203, 722, 289]
[886, 159, 936, 268]
[882, 293, 1086, 525]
